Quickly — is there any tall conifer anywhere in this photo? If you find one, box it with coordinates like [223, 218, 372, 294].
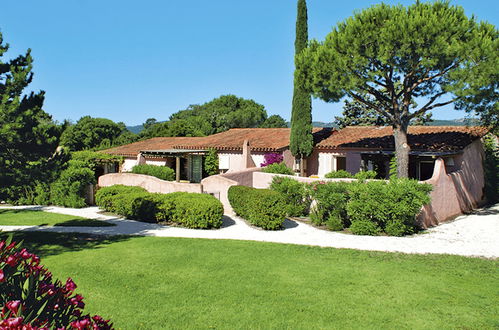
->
[290, 0, 313, 176]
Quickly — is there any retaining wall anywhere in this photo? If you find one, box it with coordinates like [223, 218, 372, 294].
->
[98, 173, 203, 194]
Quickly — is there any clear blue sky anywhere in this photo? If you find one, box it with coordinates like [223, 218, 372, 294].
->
[1, 0, 497, 126]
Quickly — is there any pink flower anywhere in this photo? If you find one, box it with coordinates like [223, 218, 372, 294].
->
[71, 295, 85, 309]
[0, 240, 5, 250]
[6, 300, 21, 315]
[0, 269, 5, 282]
[6, 255, 18, 267]
[71, 317, 90, 329]
[65, 278, 77, 292]
[6, 317, 23, 327]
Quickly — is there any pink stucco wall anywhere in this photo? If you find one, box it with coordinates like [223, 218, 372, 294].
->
[201, 167, 262, 213]
[98, 173, 203, 194]
[417, 140, 486, 228]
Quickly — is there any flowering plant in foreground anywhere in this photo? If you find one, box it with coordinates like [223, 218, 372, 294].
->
[0, 236, 112, 329]
[260, 153, 284, 167]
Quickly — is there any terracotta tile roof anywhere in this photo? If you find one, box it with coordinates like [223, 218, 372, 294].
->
[101, 127, 334, 156]
[317, 126, 488, 151]
[100, 137, 201, 157]
[173, 127, 333, 152]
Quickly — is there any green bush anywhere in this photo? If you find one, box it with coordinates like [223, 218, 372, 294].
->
[131, 164, 175, 181]
[349, 219, 381, 235]
[166, 193, 224, 229]
[50, 165, 96, 208]
[354, 170, 377, 180]
[262, 162, 294, 175]
[95, 186, 223, 228]
[269, 176, 310, 216]
[228, 186, 287, 230]
[309, 182, 351, 230]
[324, 170, 353, 178]
[204, 148, 219, 176]
[346, 179, 432, 236]
[95, 185, 147, 211]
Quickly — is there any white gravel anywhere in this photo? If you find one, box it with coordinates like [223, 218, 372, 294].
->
[1, 204, 498, 259]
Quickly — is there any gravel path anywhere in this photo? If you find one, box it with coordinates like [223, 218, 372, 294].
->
[1, 204, 498, 258]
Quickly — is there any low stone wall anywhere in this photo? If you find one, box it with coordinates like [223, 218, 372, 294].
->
[201, 167, 262, 213]
[417, 140, 486, 228]
[98, 173, 203, 194]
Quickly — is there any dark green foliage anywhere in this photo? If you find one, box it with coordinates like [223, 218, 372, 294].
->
[334, 98, 432, 128]
[389, 156, 398, 179]
[309, 182, 351, 230]
[347, 180, 432, 236]
[0, 32, 63, 202]
[204, 148, 219, 176]
[95, 186, 223, 228]
[131, 164, 175, 181]
[95, 185, 147, 211]
[349, 219, 381, 236]
[290, 0, 313, 160]
[262, 163, 294, 175]
[162, 193, 224, 229]
[483, 134, 499, 204]
[50, 162, 96, 208]
[228, 186, 287, 230]
[260, 115, 288, 128]
[297, 1, 498, 176]
[269, 176, 310, 216]
[324, 170, 353, 179]
[60, 116, 137, 151]
[354, 170, 377, 181]
[140, 95, 268, 138]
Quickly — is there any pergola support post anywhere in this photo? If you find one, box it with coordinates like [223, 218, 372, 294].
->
[175, 156, 181, 182]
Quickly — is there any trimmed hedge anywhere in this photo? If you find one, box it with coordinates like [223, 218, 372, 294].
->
[228, 186, 287, 230]
[95, 185, 223, 228]
[131, 164, 175, 181]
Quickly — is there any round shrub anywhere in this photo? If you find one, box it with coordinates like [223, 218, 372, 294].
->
[228, 185, 287, 230]
[324, 170, 353, 179]
[349, 219, 381, 235]
[50, 165, 96, 208]
[309, 181, 351, 229]
[269, 176, 310, 216]
[131, 164, 175, 181]
[169, 193, 224, 229]
[325, 215, 344, 231]
[262, 162, 294, 175]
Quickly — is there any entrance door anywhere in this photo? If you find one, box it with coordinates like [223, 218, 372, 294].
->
[191, 155, 203, 183]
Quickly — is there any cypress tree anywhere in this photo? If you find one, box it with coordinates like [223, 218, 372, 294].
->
[290, 0, 313, 176]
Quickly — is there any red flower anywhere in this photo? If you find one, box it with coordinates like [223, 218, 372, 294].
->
[0, 269, 5, 282]
[65, 278, 77, 292]
[71, 317, 90, 329]
[6, 255, 18, 267]
[0, 240, 5, 250]
[6, 300, 21, 315]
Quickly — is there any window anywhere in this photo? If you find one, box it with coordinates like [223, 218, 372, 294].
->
[336, 156, 346, 171]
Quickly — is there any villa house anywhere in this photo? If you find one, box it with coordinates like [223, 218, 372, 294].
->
[308, 126, 489, 180]
[102, 128, 332, 182]
[102, 126, 488, 182]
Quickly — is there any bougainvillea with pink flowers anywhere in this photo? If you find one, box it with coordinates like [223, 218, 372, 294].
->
[260, 153, 283, 167]
[0, 236, 112, 329]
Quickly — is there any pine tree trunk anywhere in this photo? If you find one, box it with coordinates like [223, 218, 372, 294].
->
[393, 124, 410, 178]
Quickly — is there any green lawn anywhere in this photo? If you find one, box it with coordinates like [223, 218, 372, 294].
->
[0, 209, 115, 227]
[1, 232, 497, 329]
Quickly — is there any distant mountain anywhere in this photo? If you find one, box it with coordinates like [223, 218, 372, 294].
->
[127, 124, 144, 134]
